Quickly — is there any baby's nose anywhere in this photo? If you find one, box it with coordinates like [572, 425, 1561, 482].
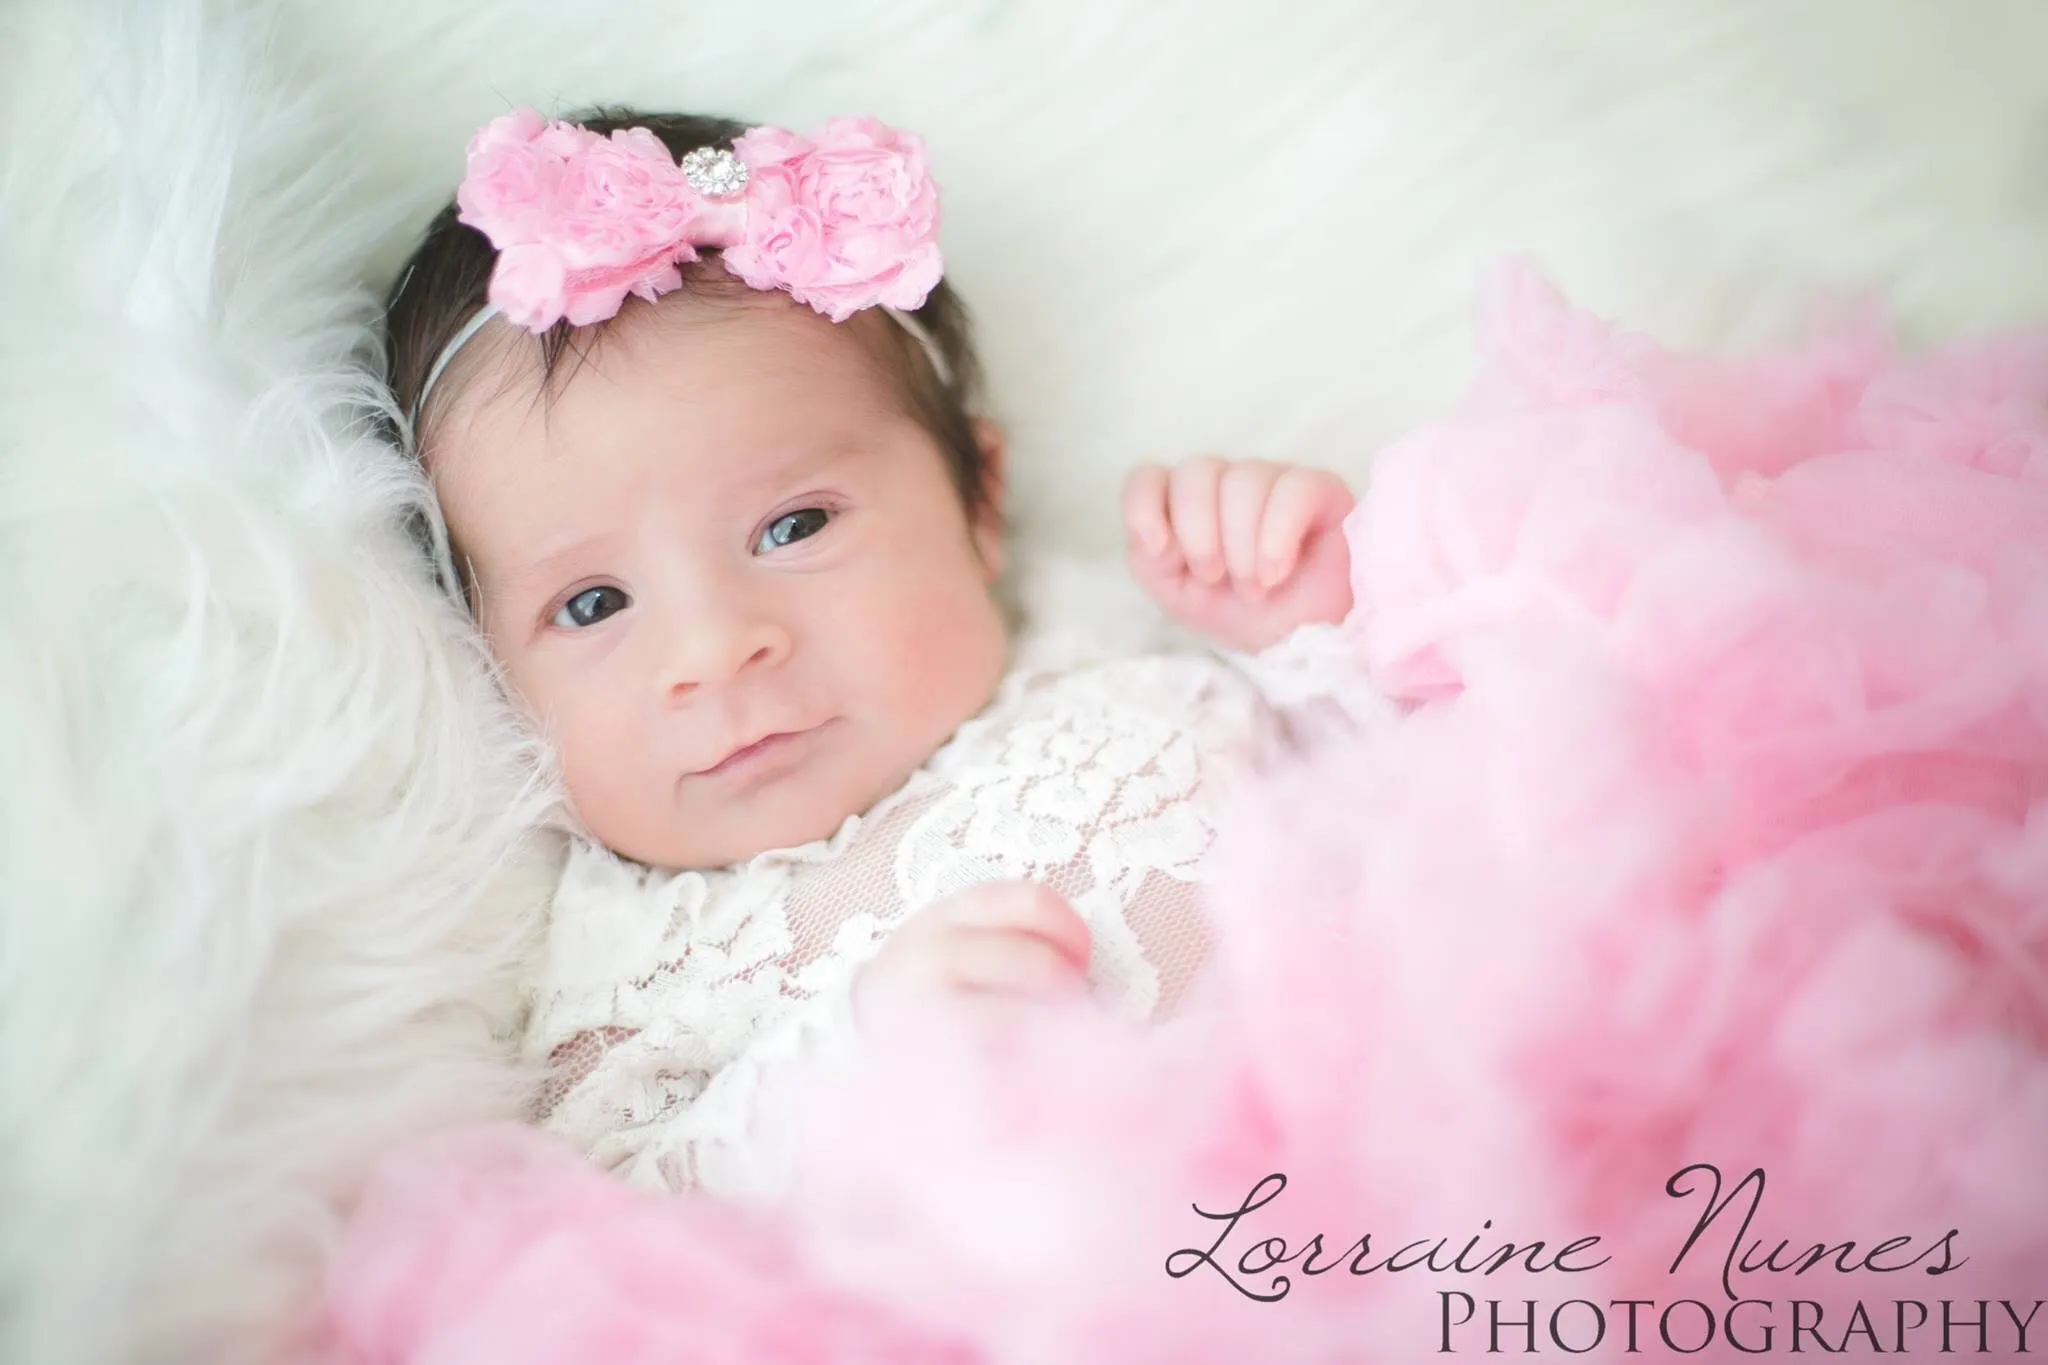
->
[661, 605, 791, 697]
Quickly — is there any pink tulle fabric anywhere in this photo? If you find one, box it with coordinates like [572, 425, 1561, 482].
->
[321, 262, 2048, 1363]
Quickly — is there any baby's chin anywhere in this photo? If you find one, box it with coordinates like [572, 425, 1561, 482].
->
[667, 806, 853, 871]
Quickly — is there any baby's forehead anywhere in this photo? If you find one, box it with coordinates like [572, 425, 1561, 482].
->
[445, 292, 910, 447]
[432, 315, 924, 526]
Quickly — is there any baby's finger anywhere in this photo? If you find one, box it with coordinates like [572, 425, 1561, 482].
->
[948, 928, 1091, 996]
[936, 881, 1092, 966]
[1218, 461, 1280, 595]
[1121, 464, 1173, 560]
[1166, 457, 1227, 584]
[1257, 466, 1355, 589]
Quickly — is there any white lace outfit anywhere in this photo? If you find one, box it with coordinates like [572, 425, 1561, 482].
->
[526, 622, 1384, 1195]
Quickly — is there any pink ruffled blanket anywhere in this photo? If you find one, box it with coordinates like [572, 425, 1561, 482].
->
[319, 264, 2048, 1363]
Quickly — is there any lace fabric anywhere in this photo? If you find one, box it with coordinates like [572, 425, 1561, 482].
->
[526, 629, 1377, 1194]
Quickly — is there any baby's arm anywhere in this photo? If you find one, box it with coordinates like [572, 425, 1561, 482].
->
[549, 880, 1092, 1194]
[1122, 458, 1355, 654]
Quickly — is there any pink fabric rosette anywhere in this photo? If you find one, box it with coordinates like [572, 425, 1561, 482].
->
[722, 118, 945, 324]
[451, 107, 944, 333]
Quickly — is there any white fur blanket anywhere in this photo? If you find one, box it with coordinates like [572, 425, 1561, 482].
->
[2, 1, 2043, 1361]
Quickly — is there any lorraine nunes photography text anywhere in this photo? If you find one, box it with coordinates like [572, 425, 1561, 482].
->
[1163, 1163, 2041, 1355]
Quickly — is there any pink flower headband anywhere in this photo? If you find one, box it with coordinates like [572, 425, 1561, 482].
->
[412, 107, 950, 423]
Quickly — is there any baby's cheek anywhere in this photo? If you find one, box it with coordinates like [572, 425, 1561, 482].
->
[547, 684, 653, 834]
[873, 567, 1007, 715]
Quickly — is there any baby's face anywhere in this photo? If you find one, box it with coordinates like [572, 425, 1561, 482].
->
[431, 296, 1009, 868]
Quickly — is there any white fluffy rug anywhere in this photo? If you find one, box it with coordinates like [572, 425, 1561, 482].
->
[0, 5, 555, 1363]
[2, 0, 2044, 1360]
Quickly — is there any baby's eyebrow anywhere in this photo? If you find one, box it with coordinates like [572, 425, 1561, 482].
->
[501, 534, 613, 591]
[738, 440, 872, 488]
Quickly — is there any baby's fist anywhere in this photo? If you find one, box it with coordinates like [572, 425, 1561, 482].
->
[854, 881, 1092, 1034]
[1123, 458, 1355, 653]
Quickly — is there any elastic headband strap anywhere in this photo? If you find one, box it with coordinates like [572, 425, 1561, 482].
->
[411, 304, 502, 431]
[883, 306, 954, 389]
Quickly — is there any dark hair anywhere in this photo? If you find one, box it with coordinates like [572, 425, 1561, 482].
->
[381, 107, 993, 517]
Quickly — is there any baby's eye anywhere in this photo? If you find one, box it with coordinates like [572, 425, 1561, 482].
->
[552, 585, 631, 629]
[756, 507, 832, 553]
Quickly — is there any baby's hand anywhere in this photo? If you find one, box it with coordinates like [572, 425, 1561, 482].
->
[1123, 458, 1355, 654]
[853, 881, 1092, 1031]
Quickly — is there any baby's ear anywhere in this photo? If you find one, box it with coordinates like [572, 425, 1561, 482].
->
[970, 417, 1007, 578]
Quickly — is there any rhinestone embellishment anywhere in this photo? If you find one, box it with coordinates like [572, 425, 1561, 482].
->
[681, 146, 749, 199]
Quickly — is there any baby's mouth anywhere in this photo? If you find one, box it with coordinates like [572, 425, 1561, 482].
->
[691, 725, 818, 778]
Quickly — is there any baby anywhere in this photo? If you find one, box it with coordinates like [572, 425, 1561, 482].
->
[384, 106, 1380, 1193]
